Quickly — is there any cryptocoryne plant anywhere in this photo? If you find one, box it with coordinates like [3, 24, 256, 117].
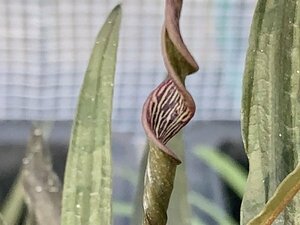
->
[141, 0, 198, 224]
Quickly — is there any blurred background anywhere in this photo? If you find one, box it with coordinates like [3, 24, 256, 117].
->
[0, 0, 256, 224]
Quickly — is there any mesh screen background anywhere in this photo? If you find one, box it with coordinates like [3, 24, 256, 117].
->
[0, 0, 256, 132]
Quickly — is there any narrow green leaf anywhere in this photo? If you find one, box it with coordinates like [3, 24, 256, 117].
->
[167, 132, 192, 225]
[113, 201, 133, 218]
[1, 174, 24, 225]
[191, 216, 206, 225]
[61, 5, 122, 225]
[0, 214, 7, 225]
[248, 163, 300, 225]
[22, 126, 62, 225]
[241, 0, 300, 223]
[194, 146, 247, 198]
[115, 167, 138, 187]
[189, 191, 238, 225]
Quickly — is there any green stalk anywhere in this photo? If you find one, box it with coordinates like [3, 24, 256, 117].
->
[241, 0, 300, 223]
[141, 0, 198, 224]
[61, 5, 121, 225]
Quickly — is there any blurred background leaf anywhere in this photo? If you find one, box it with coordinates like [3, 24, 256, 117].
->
[113, 201, 133, 218]
[0, 174, 24, 225]
[22, 125, 62, 225]
[0, 214, 7, 225]
[23, 209, 37, 225]
[189, 191, 237, 225]
[194, 146, 247, 198]
[166, 132, 192, 225]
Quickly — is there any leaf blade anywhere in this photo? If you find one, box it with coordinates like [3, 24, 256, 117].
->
[188, 191, 238, 225]
[0, 174, 24, 225]
[247, 163, 300, 225]
[241, 0, 300, 223]
[194, 146, 247, 198]
[61, 5, 122, 225]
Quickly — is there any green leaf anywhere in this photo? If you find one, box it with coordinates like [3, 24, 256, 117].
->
[247, 163, 300, 225]
[241, 0, 300, 223]
[22, 126, 62, 225]
[192, 216, 206, 225]
[191, 216, 206, 225]
[167, 132, 192, 225]
[0, 214, 7, 225]
[113, 201, 133, 218]
[0, 174, 24, 225]
[115, 167, 138, 187]
[61, 5, 122, 225]
[194, 146, 247, 198]
[188, 191, 238, 225]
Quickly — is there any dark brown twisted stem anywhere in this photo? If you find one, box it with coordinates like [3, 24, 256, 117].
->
[141, 0, 198, 224]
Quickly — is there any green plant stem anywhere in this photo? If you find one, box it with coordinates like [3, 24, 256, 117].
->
[143, 144, 177, 225]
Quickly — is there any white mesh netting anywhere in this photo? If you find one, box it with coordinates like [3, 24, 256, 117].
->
[0, 0, 256, 132]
